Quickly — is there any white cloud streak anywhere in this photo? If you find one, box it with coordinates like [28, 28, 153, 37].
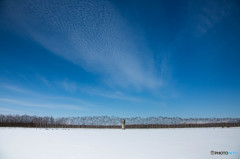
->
[0, 98, 86, 111]
[190, 0, 233, 36]
[0, 83, 95, 109]
[1, 82, 142, 102]
[80, 87, 142, 102]
[2, 0, 163, 90]
[0, 107, 25, 114]
[59, 80, 77, 93]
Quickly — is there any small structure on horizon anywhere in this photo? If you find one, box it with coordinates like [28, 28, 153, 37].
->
[121, 119, 125, 130]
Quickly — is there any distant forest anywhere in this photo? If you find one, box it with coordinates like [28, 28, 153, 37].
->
[0, 114, 240, 128]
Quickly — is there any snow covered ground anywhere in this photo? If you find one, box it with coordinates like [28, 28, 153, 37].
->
[0, 127, 239, 159]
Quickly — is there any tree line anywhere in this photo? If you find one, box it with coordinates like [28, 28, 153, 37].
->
[0, 114, 240, 128]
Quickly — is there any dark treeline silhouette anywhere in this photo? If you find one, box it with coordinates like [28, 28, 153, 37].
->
[0, 114, 240, 128]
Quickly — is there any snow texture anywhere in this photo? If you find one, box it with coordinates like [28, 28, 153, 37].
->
[0, 127, 240, 159]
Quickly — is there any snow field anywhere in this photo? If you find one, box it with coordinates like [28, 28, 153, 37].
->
[0, 127, 240, 159]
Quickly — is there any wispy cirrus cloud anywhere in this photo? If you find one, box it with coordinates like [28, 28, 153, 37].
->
[0, 83, 94, 109]
[1, 0, 164, 90]
[0, 98, 86, 111]
[0, 82, 141, 104]
[58, 80, 78, 93]
[0, 84, 30, 94]
[188, 0, 233, 36]
[1, 82, 142, 105]
[37, 75, 52, 87]
[79, 87, 142, 102]
[0, 107, 25, 114]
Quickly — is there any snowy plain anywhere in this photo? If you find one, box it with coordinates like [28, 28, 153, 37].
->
[0, 127, 240, 159]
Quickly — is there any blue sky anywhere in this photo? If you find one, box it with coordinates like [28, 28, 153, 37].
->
[0, 0, 240, 117]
